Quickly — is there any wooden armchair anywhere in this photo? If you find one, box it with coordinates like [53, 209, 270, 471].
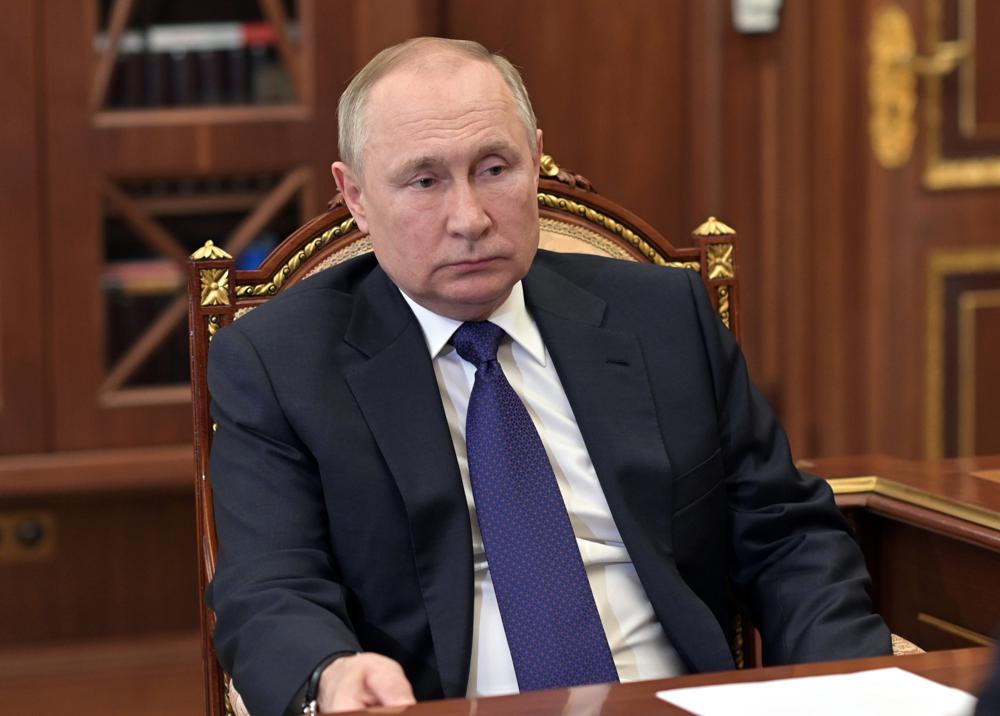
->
[186, 154, 741, 716]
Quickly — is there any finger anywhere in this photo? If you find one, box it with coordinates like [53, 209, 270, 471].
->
[365, 665, 416, 706]
[330, 688, 376, 714]
[327, 666, 377, 713]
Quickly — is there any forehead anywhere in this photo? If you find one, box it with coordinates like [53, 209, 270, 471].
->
[363, 56, 525, 159]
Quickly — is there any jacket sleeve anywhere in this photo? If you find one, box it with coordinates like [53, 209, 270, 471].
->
[684, 270, 892, 664]
[207, 323, 362, 716]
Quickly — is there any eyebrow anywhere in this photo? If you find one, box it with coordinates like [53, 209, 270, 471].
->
[391, 140, 520, 180]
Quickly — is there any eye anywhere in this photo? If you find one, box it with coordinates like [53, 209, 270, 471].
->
[484, 164, 505, 177]
[411, 176, 436, 189]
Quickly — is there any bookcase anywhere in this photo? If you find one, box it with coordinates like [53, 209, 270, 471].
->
[0, 0, 377, 648]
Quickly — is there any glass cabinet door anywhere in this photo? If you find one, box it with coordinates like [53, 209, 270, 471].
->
[42, 0, 349, 450]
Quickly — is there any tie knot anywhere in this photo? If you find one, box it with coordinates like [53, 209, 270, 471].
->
[453, 321, 505, 367]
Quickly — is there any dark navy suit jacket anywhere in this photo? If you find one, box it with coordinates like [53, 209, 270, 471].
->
[206, 250, 891, 716]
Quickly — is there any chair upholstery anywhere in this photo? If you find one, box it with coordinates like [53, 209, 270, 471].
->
[186, 154, 743, 716]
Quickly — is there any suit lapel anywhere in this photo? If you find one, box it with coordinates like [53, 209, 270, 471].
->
[524, 259, 734, 673]
[342, 268, 472, 697]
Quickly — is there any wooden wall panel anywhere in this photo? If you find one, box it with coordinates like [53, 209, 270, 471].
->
[0, 0, 46, 454]
[0, 489, 198, 646]
[439, 0, 882, 457]
[446, 0, 700, 244]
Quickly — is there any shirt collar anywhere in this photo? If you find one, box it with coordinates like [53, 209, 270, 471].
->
[399, 282, 547, 366]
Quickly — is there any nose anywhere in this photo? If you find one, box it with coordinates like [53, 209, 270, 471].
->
[445, 179, 491, 240]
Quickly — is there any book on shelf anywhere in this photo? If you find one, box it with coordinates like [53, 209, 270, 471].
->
[96, 21, 299, 108]
[102, 258, 185, 295]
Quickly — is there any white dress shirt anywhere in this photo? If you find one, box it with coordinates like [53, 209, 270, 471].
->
[400, 282, 685, 697]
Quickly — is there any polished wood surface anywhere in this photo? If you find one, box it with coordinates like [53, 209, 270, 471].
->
[813, 453, 1000, 520]
[810, 454, 1000, 652]
[332, 648, 992, 715]
[0, 0, 46, 455]
[0, 633, 202, 716]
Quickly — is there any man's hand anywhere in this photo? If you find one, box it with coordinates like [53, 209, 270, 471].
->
[317, 653, 417, 713]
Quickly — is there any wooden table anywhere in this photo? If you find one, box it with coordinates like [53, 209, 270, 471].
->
[335, 647, 993, 715]
[803, 454, 1000, 651]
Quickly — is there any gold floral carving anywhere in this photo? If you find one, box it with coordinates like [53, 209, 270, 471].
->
[236, 218, 356, 297]
[692, 216, 736, 237]
[537, 193, 697, 269]
[207, 314, 221, 342]
[200, 269, 230, 306]
[706, 243, 735, 280]
[868, 5, 917, 169]
[539, 154, 560, 177]
[717, 285, 731, 328]
[190, 240, 233, 261]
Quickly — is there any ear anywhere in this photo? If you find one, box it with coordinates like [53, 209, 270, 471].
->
[331, 161, 369, 234]
[534, 129, 544, 186]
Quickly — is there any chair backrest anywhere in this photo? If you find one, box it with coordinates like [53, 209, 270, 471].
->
[186, 155, 740, 716]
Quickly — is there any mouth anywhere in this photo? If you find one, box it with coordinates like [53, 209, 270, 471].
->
[446, 257, 502, 271]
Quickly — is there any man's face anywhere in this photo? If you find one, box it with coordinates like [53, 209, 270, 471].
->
[333, 56, 542, 321]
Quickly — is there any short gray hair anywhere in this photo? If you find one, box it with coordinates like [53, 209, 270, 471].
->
[337, 37, 538, 171]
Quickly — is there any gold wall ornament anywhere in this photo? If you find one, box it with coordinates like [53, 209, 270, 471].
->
[693, 216, 736, 237]
[716, 285, 732, 328]
[957, 289, 1000, 456]
[923, 0, 1000, 189]
[200, 269, 230, 306]
[191, 240, 233, 261]
[868, 5, 918, 169]
[706, 243, 736, 280]
[924, 246, 1000, 458]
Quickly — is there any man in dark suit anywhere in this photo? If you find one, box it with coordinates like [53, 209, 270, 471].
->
[207, 37, 891, 716]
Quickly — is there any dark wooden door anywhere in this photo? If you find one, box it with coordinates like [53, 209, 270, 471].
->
[864, 0, 1000, 458]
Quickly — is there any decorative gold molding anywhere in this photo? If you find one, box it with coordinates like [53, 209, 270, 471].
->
[706, 243, 735, 280]
[191, 240, 233, 261]
[956, 0, 987, 137]
[957, 288, 1000, 455]
[917, 612, 995, 646]
[827, 476, 880, 494]
[924, 0, 1000, 188]
[539, 153, 560, 177]
[925, 246, 1000, 458]
[207, 314, 222, 342]
[537, 193, 695, 268]
[717, 286, 731, 329]
[199, 269, 230, 307]
[827, 475, 1000, 531]
[235, 218, 356, 297]
[693, 216, 736, 237]
[868, 5, 918, 169]
[731, 615, 745, 669]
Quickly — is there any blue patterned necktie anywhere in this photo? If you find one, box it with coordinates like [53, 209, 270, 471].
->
[453, 320, 619, 691]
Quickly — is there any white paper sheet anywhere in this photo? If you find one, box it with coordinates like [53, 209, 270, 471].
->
[656, 667, 977, 716]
